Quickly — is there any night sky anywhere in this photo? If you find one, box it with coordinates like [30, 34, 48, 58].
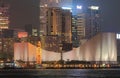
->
[95, 0, 120, 33]
[9, 0, 40, 29]
[5, 0, 120, 32]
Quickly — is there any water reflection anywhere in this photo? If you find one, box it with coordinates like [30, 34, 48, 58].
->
[0, 69, 120, 78]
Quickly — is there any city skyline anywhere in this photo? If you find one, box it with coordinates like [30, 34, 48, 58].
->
[0, 0, 120, 70]
[0, 0, 118, 53]
[4, 0, 120, 33]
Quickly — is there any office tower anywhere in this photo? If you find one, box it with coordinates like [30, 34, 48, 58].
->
[72, 13, 86, 47]
[40, 7, 72, 51]
[46, 7, 72, 42]
[46, 7, 62, 36]
[39, 0, 61, 35]
[39, 0, 73, 36]
[0, 1, 9, 29]
[39, 0, 73, 42]
[62, 9, 72, 43]
[72, 5, 100, 47]
[85, 6, 101, 39]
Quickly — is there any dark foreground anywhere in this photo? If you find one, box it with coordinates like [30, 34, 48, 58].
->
[0, 69, 120, 78]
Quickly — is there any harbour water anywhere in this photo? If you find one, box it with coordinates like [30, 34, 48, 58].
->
[0, 68, 120, 78]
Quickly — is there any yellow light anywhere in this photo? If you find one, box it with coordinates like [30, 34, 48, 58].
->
[0, 60, 3, 63]
[94, 64, 97, 68]
[36, 41, 42, 64]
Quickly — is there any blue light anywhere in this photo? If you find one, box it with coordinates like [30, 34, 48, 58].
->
[62, 7, 72, 10]
[76, 5, 82, 9]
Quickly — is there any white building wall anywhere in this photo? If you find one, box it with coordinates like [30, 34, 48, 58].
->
[41, 33, 117, 63]
[14, 33, 117, 63]
[14, 42, 37, 62]
[42, 49, 61, 61]
[80, 33, 117, 62]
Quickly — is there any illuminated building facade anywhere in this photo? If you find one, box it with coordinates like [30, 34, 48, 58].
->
[0, 1, 9, 29]
[39, 0, 73, 36]
[62, 9, 72, 43]
[40, 0, 60, 36]
[116, 33, 120, 63]
[71, 5, 100, 47]
[14, 42, 37, 63]
[39, 0, 100, 49]
[72, 13, 86, 47]
[46, 7, 72, 42]
[79, 33, 117, 63]
[85, 6, 101, 39]
[13, 33, 117, 64]
[46, 7, 62, 36]
[14, 41, 43, 65]
[41, 33, 117, 64]
[39, 7, 72, 51]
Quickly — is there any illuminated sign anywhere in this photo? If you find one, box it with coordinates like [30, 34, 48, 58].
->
[76, 5, 82, 9]
[18, 32, 28, 38]
[89, 6, 99, 10]
[116, 34, 120, 39]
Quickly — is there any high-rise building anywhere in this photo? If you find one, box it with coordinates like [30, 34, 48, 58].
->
[39, 0, 73, 36]
[72, 13, 86, 47]
[0, 1, 9, 29]
[62, 9, 72, 43]
[85, 6, 101, 39]
[41, 7, 72, 51]
[72, 5, 100, 47]
[39, 0, 61, 36]
[46, 7, 72, 42]
[40, 0, 101, 48]
[46, 7, 62, 36]
[39, 1, 73, 51]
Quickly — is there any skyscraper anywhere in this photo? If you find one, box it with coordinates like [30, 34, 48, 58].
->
[0, 1, 9, 29]
[71, 1, 101, 47]
[39, 0, 73, 36]
[85, 6, 100, 39]
[41, 7, 72, 51]
[40, 0, 101, 48]
[72, 13, 86, 47]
